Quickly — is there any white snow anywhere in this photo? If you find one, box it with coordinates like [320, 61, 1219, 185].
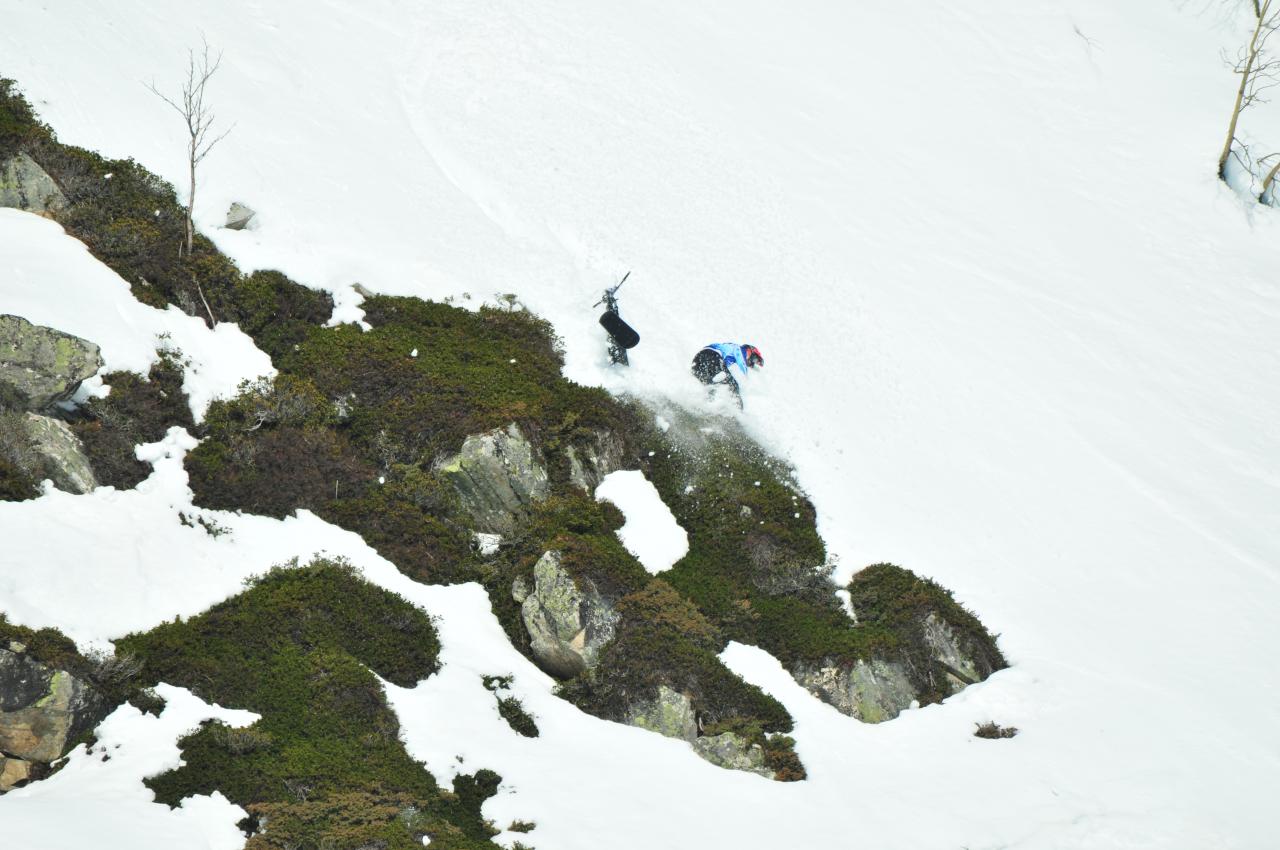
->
[0, 684, 257, 850]
[594, 470, 688, 575]
[0, 210, 273, 418]
[1, 1, 1279, 848]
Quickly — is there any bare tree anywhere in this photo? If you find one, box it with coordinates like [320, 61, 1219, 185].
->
[1218, 0, 1280, 179]
[146, 39, 233, 257]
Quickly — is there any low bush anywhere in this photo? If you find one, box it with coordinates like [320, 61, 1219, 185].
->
[116, 558, 501, 850]
[0, 454, 38, 501]
[974, 721, 1019, 739]
[70, 359, 194, 489]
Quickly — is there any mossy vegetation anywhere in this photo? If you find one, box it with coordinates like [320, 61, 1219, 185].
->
[116, 559, 502, 850]
[644, 414, 895, 668]
[847, 562, 1006, 703]
[481, 676, 540, 739]
[0, 454, 38, 501]
[68, 357, 194, 489]
[0, 613, 139, 709]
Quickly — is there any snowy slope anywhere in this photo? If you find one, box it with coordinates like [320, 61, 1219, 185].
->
[3, 1, 1279, 848]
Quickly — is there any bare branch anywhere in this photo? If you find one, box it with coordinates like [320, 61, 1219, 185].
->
[143, 36, 232, 258]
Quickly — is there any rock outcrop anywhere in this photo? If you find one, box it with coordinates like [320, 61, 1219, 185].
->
[436, 423, 549, 535]
[0, 645, 105, 792]
[565, 429, 625, 492]
[790, 657, 918, 723]
[625, 684, 772, 778]
[513, 550, 619, 678]
[19, 413, 97, 494]
[792, 563, 1007, 722]
[625, 683, 698, 741]
[0, 315, 102, 412]
[0, 153, 67, 215]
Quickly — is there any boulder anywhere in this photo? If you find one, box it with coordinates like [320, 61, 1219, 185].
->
[625, 684, 697, 742]
[790, 657, 917, 723]
[565, 429, 625, 492]
[225, 201, 255, 230]
[21, 413, 96, 494]
[625, 684, 774, 778]
[516, 550, 618, 678]
[0, 756, 31, 791]
[0, 647, 104, 770]
[0, 153, 67, 215]
[692, 732, 771, 778]
[436, 423, 549, 535]
[0, 316, 102, 412]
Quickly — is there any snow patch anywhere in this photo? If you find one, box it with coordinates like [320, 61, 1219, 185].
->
[595, 470, 689, 574]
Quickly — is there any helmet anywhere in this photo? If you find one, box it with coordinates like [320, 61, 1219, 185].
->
[743, 344, 764, 368]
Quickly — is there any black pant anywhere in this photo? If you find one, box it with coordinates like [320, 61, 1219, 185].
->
[691, 349, 741, 401]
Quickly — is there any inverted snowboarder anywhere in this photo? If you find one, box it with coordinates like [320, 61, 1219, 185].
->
[691, 342, 764, 407]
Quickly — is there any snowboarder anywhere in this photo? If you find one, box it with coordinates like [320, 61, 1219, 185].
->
[691, 342, 764, 406]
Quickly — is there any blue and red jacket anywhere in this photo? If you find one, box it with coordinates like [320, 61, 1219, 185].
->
[702, 343, 751, 379]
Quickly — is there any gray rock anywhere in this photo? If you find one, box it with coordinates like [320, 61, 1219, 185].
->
[0, 648, 104, 766]
[436, 423, 549, 534]
[566, 429, 625, 492]
[692, 732, 772, 778]
[21, 413, 96, 494]
[625, 685, 774, 778]
[225, 201, 255, 230]
[0, 647, 54, 712]
[921, 611, 981, 692]
[517, 550, 618, 678]
[625, 684, 698, 742]
[791, 657, 917, 723]
[0, 315, 102, 412]
[0, 153, 66, 215]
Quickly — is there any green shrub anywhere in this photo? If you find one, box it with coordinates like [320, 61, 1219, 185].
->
[71, 360, 194, 489]
[117, 558, 501, 849]
[0, 454, 38, 501]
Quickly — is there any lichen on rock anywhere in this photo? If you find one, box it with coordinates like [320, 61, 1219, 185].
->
[0, 645, 105, 791]
[516, 550, 619, 678]
[0, 152, 66, 215]
[0, 315, 102, 412]
[436, 423, 550, 535]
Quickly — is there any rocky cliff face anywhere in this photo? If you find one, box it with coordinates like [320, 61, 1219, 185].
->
[0, 644, 106, 792]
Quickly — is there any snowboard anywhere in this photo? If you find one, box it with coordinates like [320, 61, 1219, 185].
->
[598, 311, 640, 349]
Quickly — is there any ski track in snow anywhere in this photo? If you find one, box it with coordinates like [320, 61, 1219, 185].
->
[2, 1, 1279, 848]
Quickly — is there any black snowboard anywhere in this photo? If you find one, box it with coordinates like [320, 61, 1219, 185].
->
[599, 311, 640, 349]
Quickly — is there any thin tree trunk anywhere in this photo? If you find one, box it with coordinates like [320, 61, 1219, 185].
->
[1260, 159, 1280, 202]
[1219, 6, 1270, 179]
[186, 137, 197, 255]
